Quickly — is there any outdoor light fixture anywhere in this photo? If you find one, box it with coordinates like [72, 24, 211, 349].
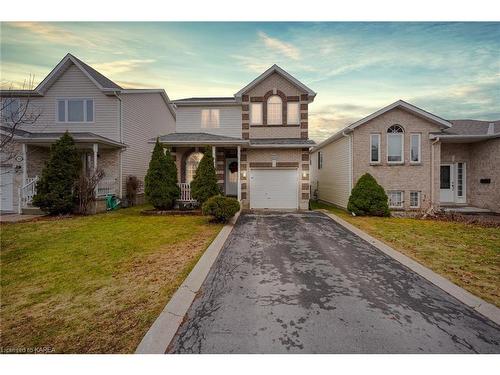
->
[302, 171, 308, 178]
[242, 170, 247, 178]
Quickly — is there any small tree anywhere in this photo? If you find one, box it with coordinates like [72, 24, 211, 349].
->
[76, 168, 104, 215]
[347, 173, 390, 217]
[125, 175, 140, 206]
[144, 139, 179, 210]
[32, 132, 81, 215]
[190, 146, 220, 204]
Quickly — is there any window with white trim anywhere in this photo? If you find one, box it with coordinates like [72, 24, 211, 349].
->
[267, 95, 282, 125]
[57, 98, 94, 123]
[409, 191, 420, 208]
[1, 98, 20, 122]
[387, 125, 404, 163]
[410, 133, 421, 163]
[201, 109, 220, 128]
[287, 102, 300, 124]
[186, 152, 203, 183]
[318, 151, 323, 169]
[250, 103, 262, 125]
[370, 133, 380, 163]
[387, 190, 404, 208]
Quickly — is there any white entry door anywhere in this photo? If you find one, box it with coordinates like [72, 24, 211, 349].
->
[0, 166, 14, 212]
[249, 169, 298, 209]
[225, 158, 238, 196]
[440, 164, 454, 202]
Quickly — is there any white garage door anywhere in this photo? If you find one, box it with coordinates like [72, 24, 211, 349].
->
[0, 166, 14, 212]
[249, 169, 298, 209]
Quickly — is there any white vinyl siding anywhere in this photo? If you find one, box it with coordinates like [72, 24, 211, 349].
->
[250, 103, 262, 125]
[388, 191, 404, 208]
[287, 102, 299, 124]
[176, 106, 242, 138]
[1, 98, 20, 122]
[410, 133, 421, 163]
[370, 133, 380, 163]
[311, 136, 351, 209]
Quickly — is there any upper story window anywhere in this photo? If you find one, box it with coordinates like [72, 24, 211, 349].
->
[287, 102, 300, 124]
[201, 109, 219, 128]
[250, 103, 262, 125]
[1, 98, 20, 123]
[410, 133, 421, 163]
[387, 124, 404, 163]
[57, 98, 94, 123]
[370, 133, 380, 163]
[267, 95, 282, 125]
[317, 151, 323, 169]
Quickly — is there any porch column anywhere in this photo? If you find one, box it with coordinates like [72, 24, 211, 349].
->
[22, 143, 27, 185]
[237, 145, 241, 201]
[93, 143, 98, 196]
[212, 146, 216, 168]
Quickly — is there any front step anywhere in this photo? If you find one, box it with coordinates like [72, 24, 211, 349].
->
[21, 206, 44, 215]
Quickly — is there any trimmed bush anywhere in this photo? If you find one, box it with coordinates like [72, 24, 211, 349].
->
[144, 139, 180, 210]
[202, 195, 240, 223]
[32, 132, 81, 215]
[347, 173, 390, 217]
[190, 146, 220, 204]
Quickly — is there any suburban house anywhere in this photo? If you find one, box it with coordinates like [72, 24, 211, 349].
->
[0, 53, 176, 213]
[310, 100, 500, 213]
[157, 65, 316, 210]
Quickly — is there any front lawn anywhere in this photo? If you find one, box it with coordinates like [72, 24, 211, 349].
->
[0, 206, 223, 353]
[311, 201, 500, 307]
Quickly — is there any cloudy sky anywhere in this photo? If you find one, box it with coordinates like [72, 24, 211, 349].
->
[1, 22, 499, 141]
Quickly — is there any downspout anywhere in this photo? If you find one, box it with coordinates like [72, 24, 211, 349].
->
[342, 130, 353, 193]
[113, 91, 123, 199]
[431, 137, 440, 211]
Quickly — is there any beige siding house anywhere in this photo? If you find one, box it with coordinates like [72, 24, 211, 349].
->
[0, 54, 175, 213]
[310, 100, 500, 214]
[158, 65, 316, 210]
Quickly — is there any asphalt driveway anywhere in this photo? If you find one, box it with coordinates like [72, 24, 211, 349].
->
[168, 211, 500, 353]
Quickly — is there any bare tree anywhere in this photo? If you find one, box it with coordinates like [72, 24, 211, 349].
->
[76, 168, 105, 215]
[0, 75, 42, 164]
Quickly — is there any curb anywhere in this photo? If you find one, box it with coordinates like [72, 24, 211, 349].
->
[321, 210, 500, 326]
[135, 211, 241, 354]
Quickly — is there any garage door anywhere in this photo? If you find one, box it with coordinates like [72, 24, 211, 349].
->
[249, 169, 298, 209]
[0, 166, 14, 212]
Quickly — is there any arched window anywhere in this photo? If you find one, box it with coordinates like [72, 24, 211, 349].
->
[387, 125, 404, 163]
[267, 95, 282, 125]
[186, 152, 203, 183]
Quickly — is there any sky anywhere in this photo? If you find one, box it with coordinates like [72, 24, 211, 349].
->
[1, 22, 499, 142]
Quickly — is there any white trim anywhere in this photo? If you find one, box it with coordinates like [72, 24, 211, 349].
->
[410, 133, 421, 164]
[387, 190, 404, 208]
[369, 133, 381, 164]
[55, 98, 95, 123]
[249, 102, 263, 125]
[409, 191, 421, 208]
[286, 102, 300, 125]
[267, 95, 282, 125]
[456, 162, 467, 204]
[21, 143, 27, 185]
[386, 132, 404, 164]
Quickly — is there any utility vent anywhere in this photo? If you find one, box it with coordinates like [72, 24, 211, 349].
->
[480, 178, 491, 184]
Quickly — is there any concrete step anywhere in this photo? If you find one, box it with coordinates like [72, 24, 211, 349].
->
[21, 206, 44, 215]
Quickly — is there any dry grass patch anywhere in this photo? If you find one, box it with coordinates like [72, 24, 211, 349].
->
[1, 205, 223, 353]
[311, 201, 500, 307]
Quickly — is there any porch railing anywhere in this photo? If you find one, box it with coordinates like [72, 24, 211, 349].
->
[18, 176, 39, 213]
[178, 183, 196, 202]
[97, 177, 118, 197]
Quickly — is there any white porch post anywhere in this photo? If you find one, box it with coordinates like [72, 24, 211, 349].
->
[22, 143, 27, 185]
[93, 143, 98, 196]
[212, 146, 216, 168]
[237, 145, 241, 201]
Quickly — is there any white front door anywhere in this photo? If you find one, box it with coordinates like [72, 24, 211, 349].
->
[225, 158, 238, 196]
[0, 166, 14, 212]
[440, 164, 454, 202]
[249, 169, 298, 209]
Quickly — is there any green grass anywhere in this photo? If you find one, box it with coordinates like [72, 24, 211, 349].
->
[0, 206, 223, 353]
[311, 201, 500, 307]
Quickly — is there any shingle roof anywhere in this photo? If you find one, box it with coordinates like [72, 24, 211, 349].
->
[250, 138, 316, 145]
[155, 132, 246, 144]
[173, 97, 235, 102]
[5, 128, 125, 147]
[69, 54, 122, 90]
[443, 120, 500, 135]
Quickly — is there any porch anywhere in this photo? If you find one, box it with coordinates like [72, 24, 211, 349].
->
[17, 133, 125, 214]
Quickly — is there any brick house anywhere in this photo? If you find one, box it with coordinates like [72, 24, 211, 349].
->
[310, 100, 500, 214]
[158, 65, 316, 210]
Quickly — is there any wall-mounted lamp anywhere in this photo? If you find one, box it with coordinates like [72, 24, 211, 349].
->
[242, 170, 247, 178]
[302, 171, 308, 178]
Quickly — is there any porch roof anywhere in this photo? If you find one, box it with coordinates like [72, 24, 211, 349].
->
[249, 138, 316, 148]
[10, 129, 126, 148]
[154, 132, 248, 145]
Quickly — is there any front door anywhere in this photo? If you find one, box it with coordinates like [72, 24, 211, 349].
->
[225, 158, 238, 196]
[440, 164, 454, 202]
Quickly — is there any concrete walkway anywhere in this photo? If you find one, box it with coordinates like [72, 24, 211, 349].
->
[168, 211, 500, 354]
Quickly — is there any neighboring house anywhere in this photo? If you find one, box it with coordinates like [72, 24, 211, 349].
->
[310, 100, 500, 213]
[0, 53, 176, 213]
[157, 65, 316, 210]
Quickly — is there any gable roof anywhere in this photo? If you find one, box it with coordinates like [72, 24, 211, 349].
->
[234, 64, 316, 100]
[35, 53, 122, 94]
[312, 100, 453, 152]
